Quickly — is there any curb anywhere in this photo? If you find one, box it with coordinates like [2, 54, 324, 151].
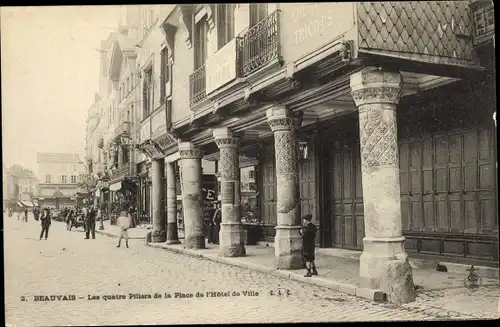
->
[95, 229, 149, 240]
[147, 242, 386, 303]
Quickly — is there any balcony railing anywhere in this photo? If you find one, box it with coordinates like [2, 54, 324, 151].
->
[241, 10, 281, 76]
[111, 162, 136, 181]
[115, 121, 131, 138]
[189, 65, 206, 107]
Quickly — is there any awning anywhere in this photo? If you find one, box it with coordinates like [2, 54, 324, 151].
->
[109, 181, 122, 192]
[16, 201, 25, 207]
[20, 201, 33, 207]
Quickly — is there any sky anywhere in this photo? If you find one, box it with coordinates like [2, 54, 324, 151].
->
[1, 6, 124, 173]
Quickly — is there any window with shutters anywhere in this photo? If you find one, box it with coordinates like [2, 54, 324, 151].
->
[143, 66, 153, 118]
[217, 4, 235, 50]
[160, 47, 171, 102]
[194, 16, 208, 69]
[249, 3, 268, 27]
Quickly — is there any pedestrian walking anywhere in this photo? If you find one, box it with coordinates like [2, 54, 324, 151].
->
[211, 202, 221, 245]
[84, 206, 96, 239]
[24, 208, 28, 222]
[300, 213, 318, 277]
[66, 209, 74, 231]
[39, 208, 51, 240]
[116, 207, 132, 248]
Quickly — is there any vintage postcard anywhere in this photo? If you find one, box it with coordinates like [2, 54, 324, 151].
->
[2, 3, 499, 326]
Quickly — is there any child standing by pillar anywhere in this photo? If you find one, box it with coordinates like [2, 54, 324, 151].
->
[301, 213, 318, 277]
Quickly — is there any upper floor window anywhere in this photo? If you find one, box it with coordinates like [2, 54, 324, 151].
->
[127, 77, 130, 93]
[249, 3, 268, 27]
[217, 4, 235, 50]
[143, 67, 153, 118]
[45, 175, 51, 183]
[61, 175, 67, 184]
[194, 14, 208, 69]
[160, 47, 171, 102]
[71, 175, 77, 184]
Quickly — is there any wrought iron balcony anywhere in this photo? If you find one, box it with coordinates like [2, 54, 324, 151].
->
[241, 10, 281, 77]
[189, 65, 206, 107]
[115, 121, 131, 138]
[110, 162, 137, 182]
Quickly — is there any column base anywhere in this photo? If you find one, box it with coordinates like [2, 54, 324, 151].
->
[184, 235, 205, 249]
[166, 222, 180, 244]
[220, 222, 246, 257]
[274, 226, 304, 270]
[359, 236, 410, 289]
[151, 230, 167, 243]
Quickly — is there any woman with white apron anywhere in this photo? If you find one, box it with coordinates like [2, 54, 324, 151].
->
[116, 207, 132, 248]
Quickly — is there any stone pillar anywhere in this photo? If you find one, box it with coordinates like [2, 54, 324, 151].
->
[179, 142, 205, 249]
[350, 68, 413, 290]
[266, 107, 303, 269]
[151, 158, 166, 242]
[166, 160, 180, 244]
[213, 128, 246, 257]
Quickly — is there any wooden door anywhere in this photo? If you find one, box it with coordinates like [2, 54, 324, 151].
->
[260, 143, 277, 241]
[322, 125, 364, 250]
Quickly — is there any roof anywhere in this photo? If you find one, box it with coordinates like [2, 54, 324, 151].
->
[37, 152, 82, 164]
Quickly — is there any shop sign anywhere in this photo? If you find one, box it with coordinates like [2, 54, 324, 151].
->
[205, 38, 239, 95]
[202, 174, 218, 220]
[280, 3, 355, 64]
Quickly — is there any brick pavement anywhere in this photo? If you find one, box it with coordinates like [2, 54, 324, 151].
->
[4, 217, 497, 326]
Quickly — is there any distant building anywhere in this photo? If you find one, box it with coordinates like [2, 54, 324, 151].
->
[35, 152, 87, 208]
[3, 164, 20, 209]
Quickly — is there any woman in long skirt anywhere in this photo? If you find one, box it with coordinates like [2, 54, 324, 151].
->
[116, 207, 132, 248]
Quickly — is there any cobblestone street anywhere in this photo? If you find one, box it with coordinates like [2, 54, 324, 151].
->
[3, 216, 492, 326]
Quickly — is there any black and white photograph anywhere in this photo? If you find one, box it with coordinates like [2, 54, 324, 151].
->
[1, 2, 499, 326]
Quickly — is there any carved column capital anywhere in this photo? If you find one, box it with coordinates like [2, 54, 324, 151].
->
[213, 128, 240, 149]
[178, 142, 204, 159]
[350, 69, 402, 107]
[266, 107, 295, 132]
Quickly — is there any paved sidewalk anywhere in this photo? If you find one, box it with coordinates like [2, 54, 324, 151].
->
[95, 225, 500, 319]
[95, 220, 152, 239]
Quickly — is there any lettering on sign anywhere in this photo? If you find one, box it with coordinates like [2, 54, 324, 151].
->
[291, 4, 334, 46]
[281, 3, 354, 64]
[205, 38, 238, 95]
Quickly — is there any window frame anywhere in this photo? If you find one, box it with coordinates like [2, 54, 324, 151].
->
[217, 4, 235, 50]
[142, 66, 154, 118]
[194, 15, 209, 69]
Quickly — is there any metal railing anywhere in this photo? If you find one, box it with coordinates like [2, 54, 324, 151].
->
[189, 65, 206, 107]
[241, 10, 281, 76]
[111, 162, 136, 181]
[115, 121, 131, 137]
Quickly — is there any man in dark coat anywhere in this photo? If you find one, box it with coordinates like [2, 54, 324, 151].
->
[85, 206, 97, 239]
[301, 213, 318, 277]
[39, 208, 51, 240]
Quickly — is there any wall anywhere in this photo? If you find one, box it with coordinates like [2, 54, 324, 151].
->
[38, 162, 86, 183]
[171, 27, 193, 124]
[280, 3, 356, 65]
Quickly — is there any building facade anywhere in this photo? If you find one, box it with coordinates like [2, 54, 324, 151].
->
[145, 1, 496, 283]
[86, 2, 496, 298]
[36, 153, 87, 208]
